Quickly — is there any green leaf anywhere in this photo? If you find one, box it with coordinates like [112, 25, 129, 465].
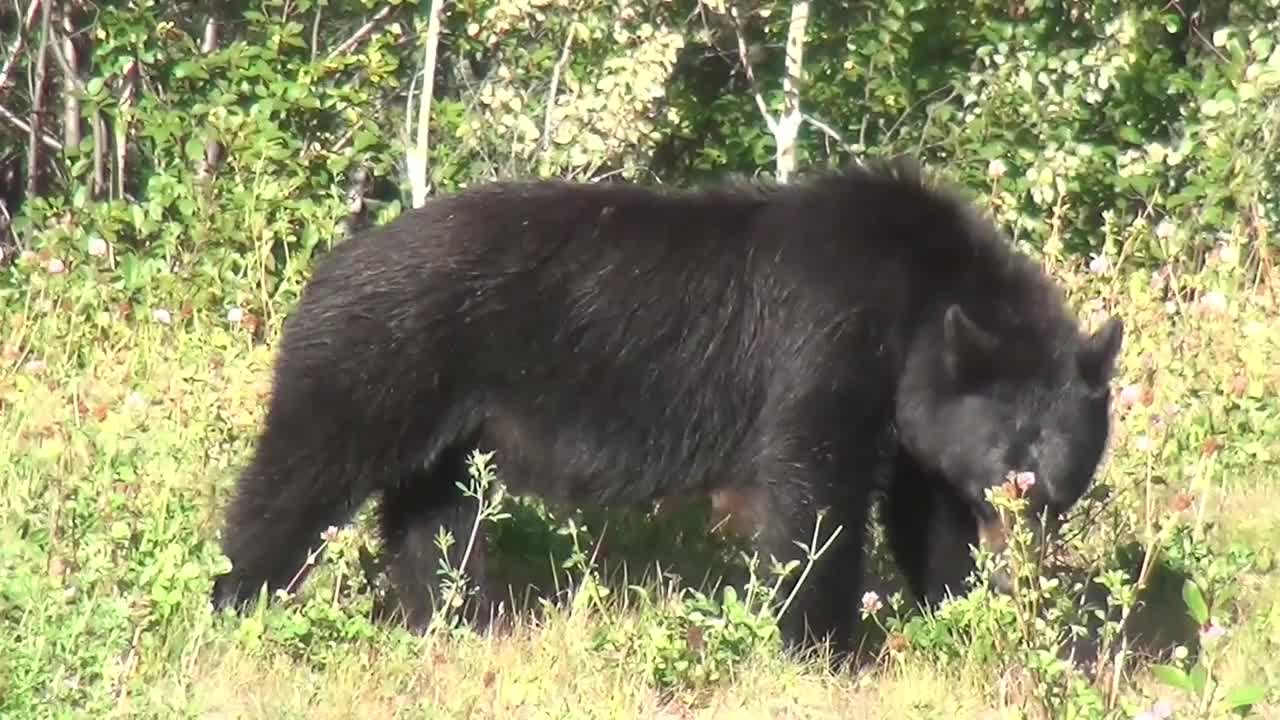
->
[1189, 662, 1208, 693]
[1117, 125, 1142, 144]
[352, 129, 380, 153]
[1224, 685, 1267, 709]
[173, 61, 208, 80]
[1150, 664, 1195, 692]
[1182, 579, 1209, 625]
[185, 137, 206, 163]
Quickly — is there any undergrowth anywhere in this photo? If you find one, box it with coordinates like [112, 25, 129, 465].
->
[2, 241, 1278, 718]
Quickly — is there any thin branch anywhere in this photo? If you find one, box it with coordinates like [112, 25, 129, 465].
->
[911, 86, 960, 158]
[196, 18, 221, 186]
[0, 102, 62, 149]
[401, 60, 417, 150]
[884, 82, 957, 148]
[538, 24, 576, 163]
[48, 23, 85, 92]
[0, 0, 42, 99]
[801, 113, 854, 153]
[25, 0, 51, 199]
[727, 1, 810, 182]
[727, 4, 777, 134]
[309, 2, 322, 64]
[114, 58, 138, 199]
[326, 5, 394, 60]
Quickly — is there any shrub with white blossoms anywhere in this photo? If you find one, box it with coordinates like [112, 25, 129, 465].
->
[457, 0, 684, 180]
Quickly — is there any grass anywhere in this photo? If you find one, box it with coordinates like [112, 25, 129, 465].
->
[2, 249, 1279, 719]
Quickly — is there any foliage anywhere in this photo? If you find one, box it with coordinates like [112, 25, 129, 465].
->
[444, 0, 688, 182]
[1, 0, 1280, 717]
[2, 2, 1277, 315]
[661, 0, 1279, 268]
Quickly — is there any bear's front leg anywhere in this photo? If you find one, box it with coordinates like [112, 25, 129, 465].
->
[747, 397, 884, 664]
[882, 446, 981, 608]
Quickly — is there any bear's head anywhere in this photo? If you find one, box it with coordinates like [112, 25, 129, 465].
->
[896, 303, 1124, 591]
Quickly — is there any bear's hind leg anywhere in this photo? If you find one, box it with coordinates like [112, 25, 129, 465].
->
[210, 422, 388, 612]
[378, 444, 492, 633]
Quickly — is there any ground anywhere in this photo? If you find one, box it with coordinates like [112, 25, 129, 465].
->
[2, 254, 1278, 719]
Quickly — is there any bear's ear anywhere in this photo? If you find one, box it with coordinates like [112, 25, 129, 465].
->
[942, 304, 999, 383]
[1077, 315, 1124, 389]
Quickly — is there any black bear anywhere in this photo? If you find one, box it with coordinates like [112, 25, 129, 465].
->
[209, 157, 1123, 658]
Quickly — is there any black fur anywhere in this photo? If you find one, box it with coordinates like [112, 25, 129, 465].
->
[209, 158, 1122, 657]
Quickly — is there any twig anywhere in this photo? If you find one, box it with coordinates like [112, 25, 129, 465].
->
[728, 1, 810, 182]
[111, 622, 146, 708]
[911, 86, 961, 158]
[538, 24, 576, 162]
[114, 58, 139, 199]
[0, 0, 42, 99]
[92, 106, 107, 196]
[310, 2, 323, 64]
[727, 5, 777, 134]
[326, 5, 394, 60]
[47, 20, 85, 93]
[196, 18, 221, 186]
[884, 83, 958, 149]
[0, 103, 61, 150]
[25, 0, 52, 199]
[401, 61, 417, 149]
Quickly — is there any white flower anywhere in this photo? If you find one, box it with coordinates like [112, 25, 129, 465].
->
[1134, 699, 1174, 720]
[152, 308, 172, 325]
[1199, 290, 1227, 316]
[1200, 621, 1227, 644]
[226, 307, 245, 324]
[46, 258, 66, 274]
[987, 159, 1007, 179]
[87, 236, 109, 257]
[1118, 384, 1143, 409]
[1217, 243, 1238, 267]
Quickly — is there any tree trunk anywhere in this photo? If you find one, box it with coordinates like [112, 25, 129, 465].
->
[60, 7, 81, 150]
[24, 0, 51, 200]
[774, 0, 810, 183]
[196, 17, 222, 185]
[407, 0, 445, 208]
